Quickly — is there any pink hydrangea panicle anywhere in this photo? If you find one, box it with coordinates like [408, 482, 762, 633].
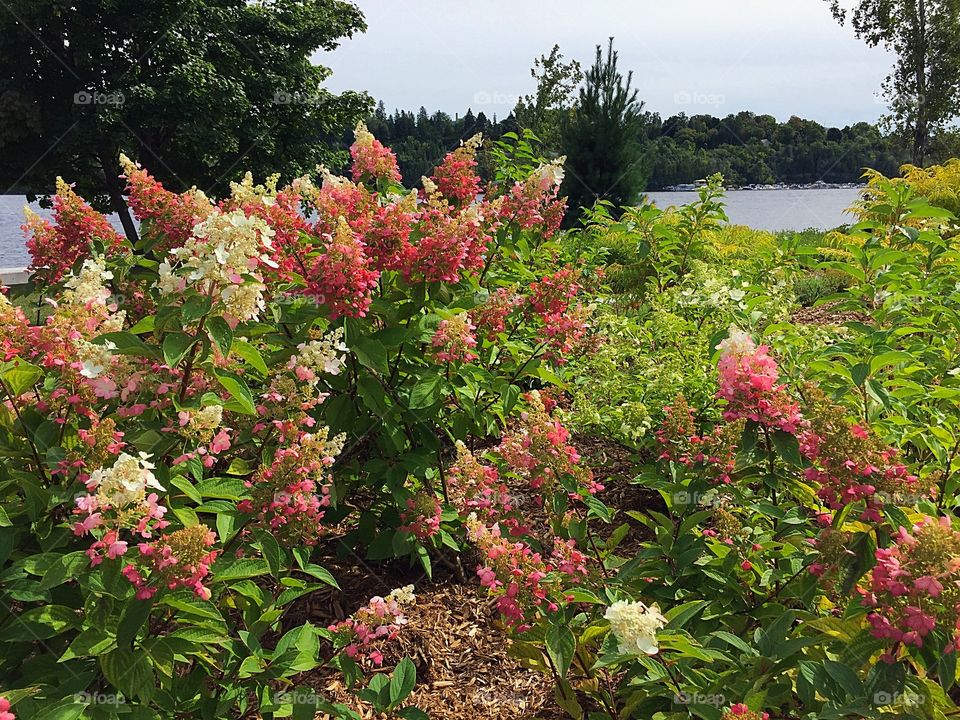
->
[723, 704, 770, 720]
[429, 134, 483, 205]
[860, 515, 960, 653]
[715, 325, 803, 433]
[350, 122, 402, 183]
[431, 313, 478, 363]
[0, 696, 15, 720]
[399, 491, 443, 539]
[328, 585, 416, 665]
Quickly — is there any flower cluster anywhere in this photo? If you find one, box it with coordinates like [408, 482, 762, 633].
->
[528, 267, 588, 363]
[799, 387, 930, 520]
[287, 327, 348, 384]
[604, 599, 667, 655]
[722, 704, 770, 720]
[237, 428, 344, 546]
[499, 157, 567, 238]
[656, 395, 740, 485]
[498, 391, 602, 496]
[0, 697, 14, 720]
[859, 516, 960, 654]
[399, 491, 443, 540]
[715, 325, 803, 433]
[22, 177, 126, 284]
[120, 154, 213, 252]
[328, 585, 416, 666]
[428, 134, 483, 205]
[350, 121, 402, 183]
[467, 518, 562, 631]
[123, 524, 218, 601]
[447, 441, 515, 526]
[299, 217, 380, 319]
[159, 209, 276, 322]
[73, 452, 170, 564]
[470, 287, 521, 341]
[431, 313, 478, 363]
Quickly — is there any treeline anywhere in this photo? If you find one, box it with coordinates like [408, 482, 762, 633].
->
[354, 103, 921, 190]
[642, 112, 910, 187]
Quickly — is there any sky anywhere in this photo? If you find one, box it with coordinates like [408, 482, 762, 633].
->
[317, 0, 894, 128]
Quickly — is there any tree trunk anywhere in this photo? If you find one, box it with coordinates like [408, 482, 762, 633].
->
[98, 150, 139, 245]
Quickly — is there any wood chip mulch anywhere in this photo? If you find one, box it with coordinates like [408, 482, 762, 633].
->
[301, 582, 564, 720]
[791, 300, 870, 326]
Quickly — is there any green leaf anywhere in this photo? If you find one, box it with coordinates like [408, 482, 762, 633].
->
[1, 359, 43, 396]
[117, 595, 156, 647]
[206, 317, 234, 357]
[95, 331, 161, 360]
[352, 336, 390, 375]
[101, 646, 155, 701]
[772, 430, 803, 467]
[389, 657, 417, 706]
[409, 373, 443, 409]
[254, 529, 283, 577]
[163, 331, 195, 368]
[231, 338, 267, 374]
[215, 371, 256, 415]
[545, 624, 576, 678]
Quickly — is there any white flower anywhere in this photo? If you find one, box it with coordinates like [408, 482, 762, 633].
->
[88, 452, 164, 508]
[728, 289, 746, 302]
[388, 585, 416, 605]
[290, 328, 348, 380]
[77, 340, 116, 379]
[63, 256, 112, 306]
[535, 156, 566, 190]
[716, 324, 755, 357]
[605, 600, 667, 656]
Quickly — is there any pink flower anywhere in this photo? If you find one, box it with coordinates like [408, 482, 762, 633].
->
[0, 696, 15, 720]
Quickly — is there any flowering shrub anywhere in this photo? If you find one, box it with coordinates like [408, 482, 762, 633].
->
[0, 127, 590, 718]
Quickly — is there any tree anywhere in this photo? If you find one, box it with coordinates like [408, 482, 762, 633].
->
[827, 0, 960, 164]
[513, 44, 583, 155]
[0, 0, 372, 242]
[562, 38, 647, 223]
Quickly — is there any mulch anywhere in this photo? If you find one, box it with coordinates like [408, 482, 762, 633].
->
[791, 300, 870, 326]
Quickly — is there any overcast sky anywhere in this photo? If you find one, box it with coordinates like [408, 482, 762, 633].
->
[317, 0, 894, 127]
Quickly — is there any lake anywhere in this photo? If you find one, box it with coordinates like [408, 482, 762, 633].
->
[0, 188, 862, 269]
[645, 188, 861, 232]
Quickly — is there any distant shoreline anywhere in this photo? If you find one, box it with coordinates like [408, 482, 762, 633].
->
[653, 182, 868, 192]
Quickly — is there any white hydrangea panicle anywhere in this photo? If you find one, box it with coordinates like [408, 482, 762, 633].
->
[63, 256, 113, 306]
[534, 156, 566, 190]
[77, 339, 116, 379]
[604, 599, 667, 656]
[716, 324, 756, 357]
[288, 327, 349, 381]
[388, 585, 416, 605]
[88, 452, 165, 509]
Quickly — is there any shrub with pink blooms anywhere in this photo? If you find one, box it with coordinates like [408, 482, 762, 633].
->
[0, 127, 597, 718]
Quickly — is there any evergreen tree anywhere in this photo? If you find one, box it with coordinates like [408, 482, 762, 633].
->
[561, 38, 647, 223]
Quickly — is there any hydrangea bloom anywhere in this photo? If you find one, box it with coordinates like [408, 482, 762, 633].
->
[237, 428, 344, 546]
[120, 153, 213, 252]
[859, 516, 960, 654]
[656, 395, 740, 485]
[350, 121, 402, 183]
[447, 441, 515, 526]
[715, 325, 803, 433]
[399, 491, 443, 539]
[124, 524, 218, 600]
[604, 599, 667, 655]
[429, 134, 483, 205]
[799, 387, 930, 520]
[722, 704, 770, 720]
[328, 585, 415, 665]
[0, 697, 14, 720]
[22, 177, 126, 284]
[431, 313, 478, 363]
